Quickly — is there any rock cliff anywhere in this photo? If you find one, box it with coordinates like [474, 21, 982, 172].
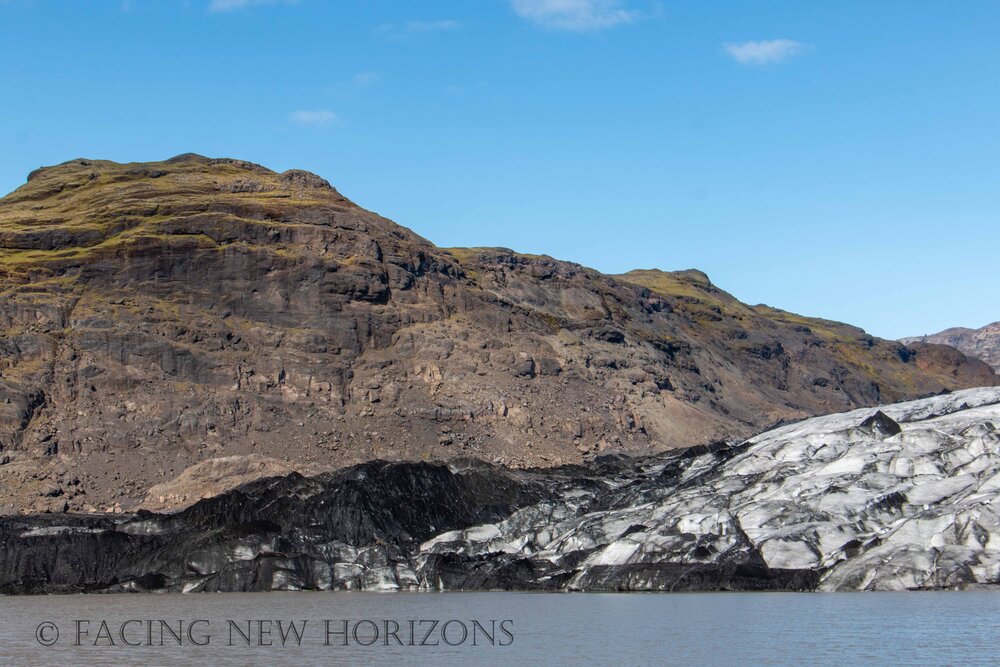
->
[1, 155, 995, 512]
[902, 322, 1000, 372]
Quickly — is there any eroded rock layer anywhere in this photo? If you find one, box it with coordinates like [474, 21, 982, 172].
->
[0, 155, 996, 512]
[902, 322, 1000, 372]
[3, 387, 999, 593]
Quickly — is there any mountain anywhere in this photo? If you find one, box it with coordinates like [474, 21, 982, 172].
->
[0, 155, 996, 513]
[4, 386, 1000, 593]
[902, 322, 1000, 372]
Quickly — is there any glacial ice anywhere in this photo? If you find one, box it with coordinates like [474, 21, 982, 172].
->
[410, 386, 1000, 591]
[6, 387, 1000, 593]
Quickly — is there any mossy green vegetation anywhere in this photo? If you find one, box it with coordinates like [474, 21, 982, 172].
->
[0, 156, 352, 283]
[619, 268, 747, 315]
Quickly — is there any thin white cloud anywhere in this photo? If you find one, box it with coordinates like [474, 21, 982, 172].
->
[406, 19, 460, 32]
[353, 71, 381, 87]
[724, 39, 808, 66]
[288, 110, 339, 126]
[376, 19, 461, 37]
[510, 0, 640, 32]
[208, 0, 296, 12]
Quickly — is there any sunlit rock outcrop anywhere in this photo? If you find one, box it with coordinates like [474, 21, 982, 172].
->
[2, 156, 995, 513]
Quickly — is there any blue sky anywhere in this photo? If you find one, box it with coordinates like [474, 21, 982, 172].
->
[1, 1, 998, 340]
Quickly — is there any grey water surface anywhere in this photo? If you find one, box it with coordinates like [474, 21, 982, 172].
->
[2, 591, 998, 666]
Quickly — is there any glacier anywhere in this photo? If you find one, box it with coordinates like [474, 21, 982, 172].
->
[2, 387, 999, 593]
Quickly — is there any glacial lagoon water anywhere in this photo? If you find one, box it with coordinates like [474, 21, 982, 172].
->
[2, 591, 1000, 666]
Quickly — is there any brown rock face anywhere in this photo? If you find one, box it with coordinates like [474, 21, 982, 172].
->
[139, 454, 322, 512]
[901, 322, 1000, 372]
[1, 155, 996, 513]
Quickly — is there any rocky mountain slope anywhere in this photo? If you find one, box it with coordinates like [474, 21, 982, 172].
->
[0, 155, 996, 513]
[3, 387, 999, 594]
[902, 322, 1000, 372]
